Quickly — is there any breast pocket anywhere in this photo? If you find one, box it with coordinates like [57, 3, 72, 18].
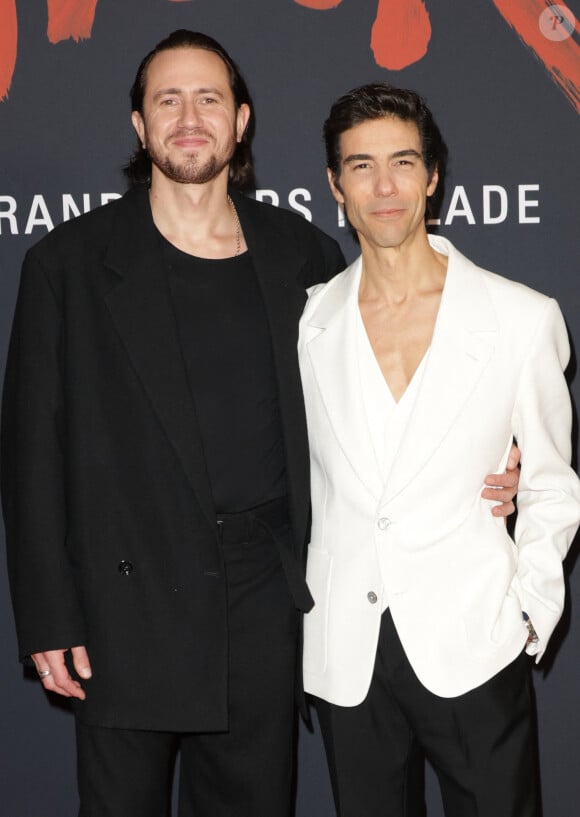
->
[303, 547, 333, 676]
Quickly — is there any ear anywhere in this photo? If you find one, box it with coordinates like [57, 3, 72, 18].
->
[327, 167, 344, 205]
[236, 104, 251, 143]
[427, 165, 439, 198]
[131, 111, 146, 148]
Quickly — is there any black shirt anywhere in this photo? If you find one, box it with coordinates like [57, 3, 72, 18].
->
[165, 242, 286, 513]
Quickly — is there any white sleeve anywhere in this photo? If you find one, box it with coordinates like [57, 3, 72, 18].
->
[512, 298, 580, 661]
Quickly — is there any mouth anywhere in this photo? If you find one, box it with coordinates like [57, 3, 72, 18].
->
[371, 208, 405, 219]
[172, 136, 210, 149]
[171, 130, 213, 149]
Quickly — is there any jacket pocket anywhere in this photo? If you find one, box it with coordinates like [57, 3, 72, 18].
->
[464, 591, 524, 657]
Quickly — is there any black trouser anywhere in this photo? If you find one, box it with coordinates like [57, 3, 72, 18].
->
[76, 498, 299, 817]
[315, 609, 539, 817]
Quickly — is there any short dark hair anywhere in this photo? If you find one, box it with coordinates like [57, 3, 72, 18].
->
[124, 30, 255, 190]
[324, 83, 447, 219]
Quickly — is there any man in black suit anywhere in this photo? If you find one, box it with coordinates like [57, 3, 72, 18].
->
[1, 30, 519, 817]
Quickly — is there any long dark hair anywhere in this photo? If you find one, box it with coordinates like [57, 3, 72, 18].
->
[123, 30, 256, 190]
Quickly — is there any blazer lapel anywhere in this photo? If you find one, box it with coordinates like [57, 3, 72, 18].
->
[233, 192, 316, 549]
[383, 238, 498, 503]
[102, 186, 217, 534]
[305, 258, 385, 500]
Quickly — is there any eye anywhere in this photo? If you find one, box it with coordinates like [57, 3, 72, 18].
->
[200, 96, 219, 105]
[353, 162, 371, 171]
[160, 97, 177, 106]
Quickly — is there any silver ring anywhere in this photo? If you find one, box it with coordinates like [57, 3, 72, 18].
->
[38, 669, 51, 678]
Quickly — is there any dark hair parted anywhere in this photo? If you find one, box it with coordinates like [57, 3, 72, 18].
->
[324, 83, 447, 219]
[123, 30, 256, 190]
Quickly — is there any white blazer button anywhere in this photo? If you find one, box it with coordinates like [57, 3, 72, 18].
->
[367, 591, 378, 604]
[377, 517, 391, 530]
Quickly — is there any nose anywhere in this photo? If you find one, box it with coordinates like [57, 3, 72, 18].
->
[374, 167, 397, 197]
[178, 99, 203, 129]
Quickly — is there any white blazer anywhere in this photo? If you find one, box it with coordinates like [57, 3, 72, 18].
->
[299, 235, 580, 704]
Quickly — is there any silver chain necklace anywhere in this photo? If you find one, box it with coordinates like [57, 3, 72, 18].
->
[227, 195, 241, 257]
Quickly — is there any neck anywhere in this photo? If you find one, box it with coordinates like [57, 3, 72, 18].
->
[148, 168, 245, 259]
[149, 167, 230, 227]
[359, 231, 447, 304]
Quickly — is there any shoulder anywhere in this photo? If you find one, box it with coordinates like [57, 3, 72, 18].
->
[233, 192, 331, 246]
[479, 268, 567, 356]
[24, 187, 143, 269]
[479, 268, 557, 323]
[433, 234, 557, 319]
[232, 192, 345, 282]
[302, 256, 362, 320]
[233, 192, 314, 236]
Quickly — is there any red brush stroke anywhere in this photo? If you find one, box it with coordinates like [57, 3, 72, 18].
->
[47, 0, 99, 44]
[0, 0, 18, 101]
[371, 0, 431, 70]
[493, 0, 579, 114]
[294, 1, 343, 9]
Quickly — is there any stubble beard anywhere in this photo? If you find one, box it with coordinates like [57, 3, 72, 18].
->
[147, 130, 237, 185]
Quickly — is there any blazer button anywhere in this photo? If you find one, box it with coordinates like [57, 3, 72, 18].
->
[367, 591, 378, 604]
[118, 560, 133, 576]
[377, 517, 391, 530]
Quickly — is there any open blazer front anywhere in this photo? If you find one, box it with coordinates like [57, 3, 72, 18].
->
[299, 234, 580, 705]
[1, 184, 345, 730]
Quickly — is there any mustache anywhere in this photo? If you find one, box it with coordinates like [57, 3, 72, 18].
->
[169, 127, 214, 141]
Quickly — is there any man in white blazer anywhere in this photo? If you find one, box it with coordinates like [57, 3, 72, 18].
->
[298, 84, 580, 817]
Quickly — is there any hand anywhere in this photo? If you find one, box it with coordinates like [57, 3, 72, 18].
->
[522, 612, 539, 647]
[482, 443, 521, 517]
[31, 646, 92, 700]
[525, 622, 539, 647]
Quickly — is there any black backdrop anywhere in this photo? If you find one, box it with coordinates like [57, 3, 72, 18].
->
[1, 2, 579, 815]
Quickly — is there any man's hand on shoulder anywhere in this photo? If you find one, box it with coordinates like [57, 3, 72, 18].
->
[31, 645, 92, 700]
[482, 443, 521, 517]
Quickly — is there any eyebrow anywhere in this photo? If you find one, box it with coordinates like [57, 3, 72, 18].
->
[152, 86, 225, 102]
[343, 148, 422, 164]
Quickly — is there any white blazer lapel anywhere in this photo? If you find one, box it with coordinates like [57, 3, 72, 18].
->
[383, 238, 499, 502]
[303, 258, 384, 500]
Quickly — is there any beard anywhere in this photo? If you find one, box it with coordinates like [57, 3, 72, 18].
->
[146, 128, 237, 185]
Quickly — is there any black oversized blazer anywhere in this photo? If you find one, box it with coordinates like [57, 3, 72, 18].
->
[1, 185, 345, 730]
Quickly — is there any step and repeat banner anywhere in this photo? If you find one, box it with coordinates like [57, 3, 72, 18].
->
[1, 2, 579, 815]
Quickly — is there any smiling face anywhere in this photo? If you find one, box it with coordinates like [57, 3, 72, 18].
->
[328, 116, 438, 254]
[131, 46, 250, 186]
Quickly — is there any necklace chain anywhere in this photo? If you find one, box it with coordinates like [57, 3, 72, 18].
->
[228, 195, 241, 257]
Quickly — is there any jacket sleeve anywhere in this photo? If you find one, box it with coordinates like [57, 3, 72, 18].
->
[1, 248, 86, 660]
[511, 297, 580, 661]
